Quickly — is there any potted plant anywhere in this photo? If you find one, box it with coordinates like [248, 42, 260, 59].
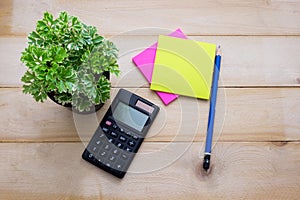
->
[20, 11, 120, 113]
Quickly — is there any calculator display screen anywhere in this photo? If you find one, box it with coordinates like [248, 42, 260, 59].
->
[113, 102, 149, 132]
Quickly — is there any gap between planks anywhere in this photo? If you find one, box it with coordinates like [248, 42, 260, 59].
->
[1, 34, 300, 37]
[1, 86, 300, 89]
[0, 140, 299, 144]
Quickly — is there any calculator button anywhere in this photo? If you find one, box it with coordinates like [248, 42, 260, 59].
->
[119, 135, 127, 142]
[108, 155, 116, 162]
[102, 127, 109, 133]
[110, 131, 118, 138]
[116, 142, 124, 149]
[125, 131, 131, 137]
[105, 120, 112, 126]
[104, 144, 111, 150]
[114, 161, 124, 171]
[125, 147, 133, 152]
[99, 133, 106, 138]
[119, 128, 124, 133]
[108, 138, 115, 143]
[95, 140, 102, 145]
[112, 124, 118, 129]
[132, 135, 139, 140]
[112, 148, 120, 155]
[121, 153, 129, 160]
[99, 151, 107, 158]
[128, 140, 136, 147]
[88, 153, 93, 158]
[92, 146, 98, 152]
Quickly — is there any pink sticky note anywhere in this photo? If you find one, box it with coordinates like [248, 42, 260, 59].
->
[132, 28, 188, 105]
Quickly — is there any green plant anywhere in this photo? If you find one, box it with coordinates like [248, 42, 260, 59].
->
[20, 11, 120, 112]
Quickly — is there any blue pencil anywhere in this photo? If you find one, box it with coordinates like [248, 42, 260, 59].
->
[203, 46, 222, 171]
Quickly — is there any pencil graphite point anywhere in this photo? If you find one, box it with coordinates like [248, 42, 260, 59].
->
[216, 45, 221, 55]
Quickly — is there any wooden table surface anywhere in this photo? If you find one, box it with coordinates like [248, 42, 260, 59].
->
[1, 0, 300, 199]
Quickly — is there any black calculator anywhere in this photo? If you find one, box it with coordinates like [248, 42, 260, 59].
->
[82, 89, 159, 178]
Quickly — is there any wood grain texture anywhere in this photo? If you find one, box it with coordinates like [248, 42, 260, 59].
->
[1, 0, 300, 199]
[0, 0, 300, 36]
[1, 36, 300, 87]
[1, 88, 299, 142]
[0, 142, 299, 200]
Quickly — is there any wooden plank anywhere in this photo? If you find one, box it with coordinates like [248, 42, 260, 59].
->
[1, 36, 300, 87]
[113, 35, 300, 88]
[0, 37, 26, 87]
[0, 0, 300, 36]
[0, 88, 78, 142]
[0, 88, 299, 142]
[0, 142, 299, 199]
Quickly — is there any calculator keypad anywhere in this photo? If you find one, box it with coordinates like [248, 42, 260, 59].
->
[83, 119, 142, 178]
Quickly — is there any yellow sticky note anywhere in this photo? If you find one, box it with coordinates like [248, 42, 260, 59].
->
[150, 35, 216, 99]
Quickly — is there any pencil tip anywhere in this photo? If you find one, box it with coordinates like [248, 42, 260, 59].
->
[216, 45, 221, 56]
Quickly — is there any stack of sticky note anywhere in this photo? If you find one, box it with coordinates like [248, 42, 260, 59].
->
[132, 29, 216, 105]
